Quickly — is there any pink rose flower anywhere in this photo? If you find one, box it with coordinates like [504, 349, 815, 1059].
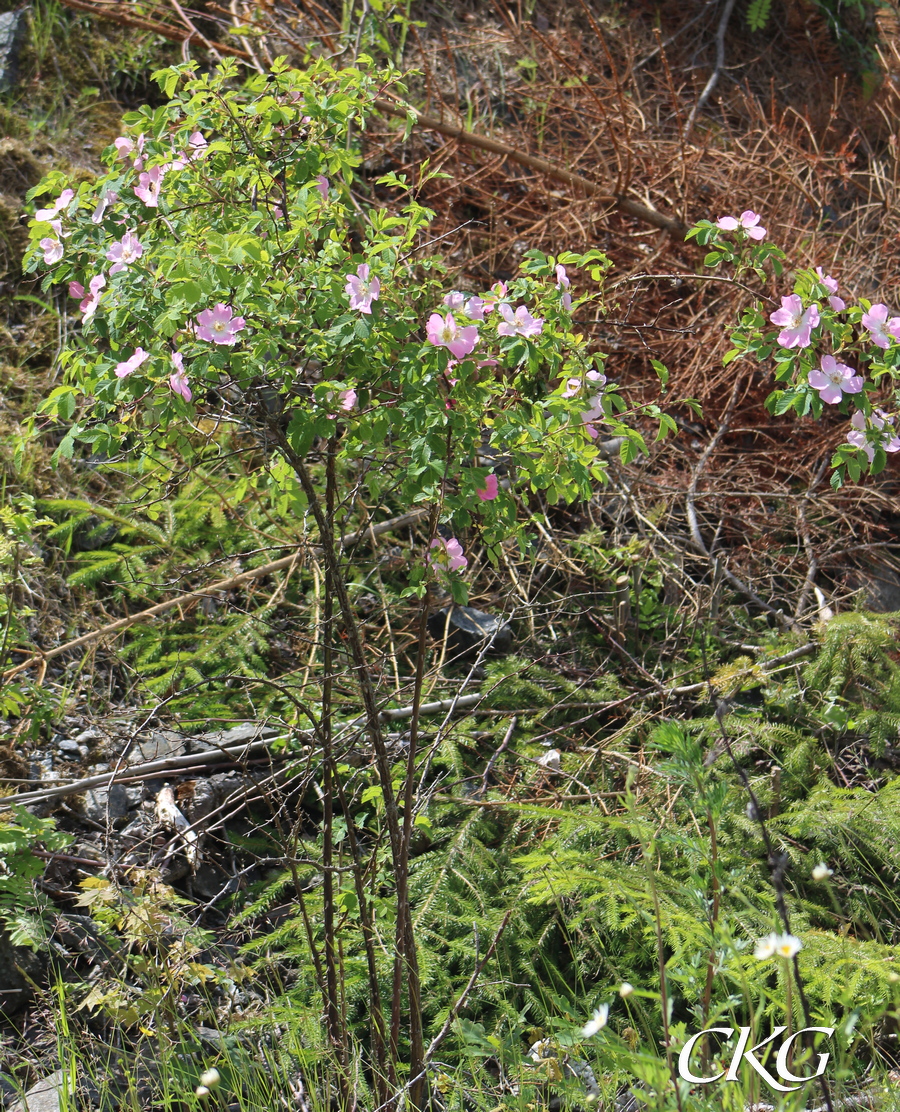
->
[497, 303, 544, 338]
[807, 355, 863, 404]
[561, 369, 605, 398]
[481, 281, 508, 313]
[770, 294, 819, 349]
[580, 394, 605, 439]
[815, 267, 845, 311]
[556, 265, 572, 310]
[195, 303, 246, 345]
[476, 474, 499, 501]
[135, 165, 165, 207]
[91, 191, 118, 224]
[847, 409, 900, 461]
[34, 189, 74, 222]
[168, 352, 191, 400]
[861, 303, 900, 350]
[465, 296, 485, 321]
[315, 174, 329, 201]
[426, 312, 479, 359]
[428, 536, 468, 572]
[715, 210, 767, 240]
[40, 238, 63, 264]
[79, 275, 106, 320]
[443, 291, 466, 310]
[345, 263, 380, 314]
[114, 134, 145, 167]
[115, 347, 150, 378]
[106, 230, 143, 275]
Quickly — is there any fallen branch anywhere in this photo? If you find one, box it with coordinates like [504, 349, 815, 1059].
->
[682, 0, 738, 141]
[3, 505, 431, 681]
[56, 0, 249, 57]
[373, 98, 688, 237]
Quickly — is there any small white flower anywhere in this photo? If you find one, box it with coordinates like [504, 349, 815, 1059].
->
[776, 934, 802, 959]
[619, 982, 634, 997]
[812, 863, 833, 881]
[581, 1004, 609, 1037]
[195, 1086, 210, 1098]
[754, 933, 779, 960]
[198, 1069, 220, 1089]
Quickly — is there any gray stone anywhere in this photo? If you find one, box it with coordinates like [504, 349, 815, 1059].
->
[189, 723, 279, 752]
[81, 784, 130, 825]
[0, 11, 27, 94]
[56, 739, 80, 757]
[130, 730, 185, 763]
[0, 929, 42, 1017]
[8, 1069, 63, 1112]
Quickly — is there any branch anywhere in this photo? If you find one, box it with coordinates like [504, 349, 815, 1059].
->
[682, 0, 738, 141]
[372, 98, 688, 238]
[3, 505, 432, 681]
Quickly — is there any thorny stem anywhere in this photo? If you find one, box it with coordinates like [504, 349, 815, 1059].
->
[273, 425, 425, 1108]
[715, 700, 834, 1112]
[322, 438, 351, 1103]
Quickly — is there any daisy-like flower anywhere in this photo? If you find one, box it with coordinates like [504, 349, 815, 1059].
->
[476, 474, 499, 501]
[169, 352, 191, 401]
[861, 303, 900, 351]
[715, 210, 767, 240]
[581, 1004, 609, 1037]
[115, 348, 150, 378]
[426, 312, 479, 359]
[812, 863, 833, 881]
[775, 934, 803, 959]
[345, 263, 380, 314]
[754, 933, 779, 960]
[107, 231, 143, 275]
[807, 355, 864, 404]
[754, 932, 802, 960]
[34, 188, 75, 222]
[427, 536, 468, 572]
[770, 294, 819, 349]
[815, 267, 845, 311]
[195, 303, 246, 345]
[497, 303, 544, 338]
[40, 238, 63, 265]
[134, 165, 164, 207]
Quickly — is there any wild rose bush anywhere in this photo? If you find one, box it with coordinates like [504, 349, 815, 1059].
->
[689, 214, 900, 488]
[25, 57, 673, 598]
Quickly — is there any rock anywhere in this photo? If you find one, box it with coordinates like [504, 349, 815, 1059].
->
[130, 730, 185, 764]
[0, 929, 42, 1016]
[0, 11, 27, 94]
[81, 784, 130, 825]
[8, 1070, 63, 1112]
[189, 723, 280, 752]
[850, 565, 900, 613]
[427, 605, 513, 658]
[56, 739, 80, 758]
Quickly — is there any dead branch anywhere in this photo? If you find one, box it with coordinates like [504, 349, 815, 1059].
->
[372, 98, 689, 237]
